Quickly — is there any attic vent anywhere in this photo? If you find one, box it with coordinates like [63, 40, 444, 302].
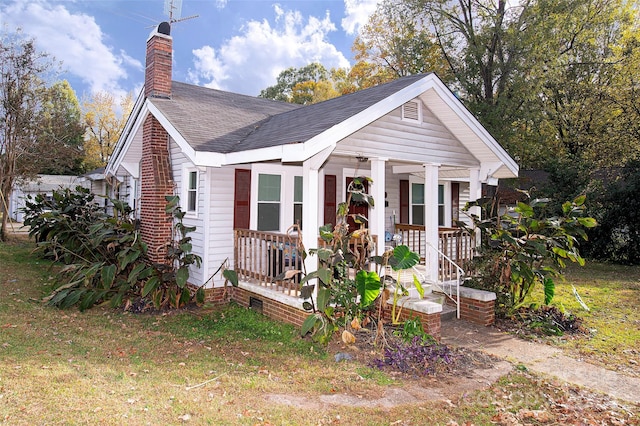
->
[402, 100, 421, 122]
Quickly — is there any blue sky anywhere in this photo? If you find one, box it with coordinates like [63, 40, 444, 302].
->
[0, 0, 380, 99]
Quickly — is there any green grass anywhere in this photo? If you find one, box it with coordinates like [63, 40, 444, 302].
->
[1, 238, 638, 425]
[528, 261, 640, 375]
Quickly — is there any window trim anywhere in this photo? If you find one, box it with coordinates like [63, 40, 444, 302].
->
[181, 165, 199, 217]
[408, 176, 450, 227]
[250, 164, 303, 232]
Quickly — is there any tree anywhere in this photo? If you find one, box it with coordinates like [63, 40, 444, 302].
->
[36, 80, 85, 174]
[353, 1, 452, 81]
[359, 0, 640, 170]
[259, 63, 334, 104]
[0, 30, 52, 241]
[82, 91, 133, 171]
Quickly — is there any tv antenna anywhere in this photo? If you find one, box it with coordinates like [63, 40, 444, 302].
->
[164, 0, 198, 26]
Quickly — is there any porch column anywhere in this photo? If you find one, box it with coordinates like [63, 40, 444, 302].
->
[469, 167, 482, 249]
[468, 168, 481, 218]
[424, 163, 440, 282]
[370, 157, 387, 256]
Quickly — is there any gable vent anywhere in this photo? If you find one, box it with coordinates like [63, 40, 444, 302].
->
[402, 101, 421, 122]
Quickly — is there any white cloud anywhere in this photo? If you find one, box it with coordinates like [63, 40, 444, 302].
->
[187, 5, 350, 96]
[0, 0, 140, 97]
[341, 0, 380, 35]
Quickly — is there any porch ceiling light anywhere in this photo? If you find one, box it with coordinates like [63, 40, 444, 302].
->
[356, 155, 369, 162]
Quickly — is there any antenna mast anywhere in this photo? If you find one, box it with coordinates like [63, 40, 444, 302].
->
[164, 0, 198, 26]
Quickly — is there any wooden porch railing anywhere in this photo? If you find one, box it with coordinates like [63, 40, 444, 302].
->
[394, 224, 475, 278]
[234, 230, 379, 295]
[234, 229, 302, 297]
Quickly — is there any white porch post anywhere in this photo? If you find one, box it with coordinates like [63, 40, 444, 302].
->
[468, 168, 481, 218]
[469, 167, 482, 249]
[301, 146, 334, 286]
[302, 162, 319, 278]
[424, 163, 440, 282]
[370, 157, 387, 256]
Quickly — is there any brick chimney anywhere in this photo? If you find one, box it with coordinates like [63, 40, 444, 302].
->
[140, 22, 174, 264]
[145, 21, 172, 99]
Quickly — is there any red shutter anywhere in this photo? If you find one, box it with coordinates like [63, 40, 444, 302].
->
[324, 174, 337, 227]
[234, 169, 251, 229]
[399, 180, 409, 224]
[451, 182, 460, 224]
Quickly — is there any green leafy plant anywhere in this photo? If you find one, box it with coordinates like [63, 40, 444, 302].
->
[23, 187, 204, 311]
[464, 191, 597, 316]
[299, 176, 380, 344]
[299, 176, 424, 345]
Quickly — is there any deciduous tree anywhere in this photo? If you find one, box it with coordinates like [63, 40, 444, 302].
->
[36, 80, 85, 174]
[82, 91, 133, 171]
[0, 30, 52, 241]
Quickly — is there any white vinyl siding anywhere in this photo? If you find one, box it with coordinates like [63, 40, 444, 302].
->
[170, 140, 205, 285]
[335, 100, 479, 168]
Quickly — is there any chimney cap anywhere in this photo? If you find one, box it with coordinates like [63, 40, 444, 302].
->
[158, 21, 170, 36]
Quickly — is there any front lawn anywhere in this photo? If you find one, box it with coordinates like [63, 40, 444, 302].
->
[1, 239, 638, 425]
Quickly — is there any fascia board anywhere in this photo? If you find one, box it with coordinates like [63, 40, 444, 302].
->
[105, 91, 145, 176]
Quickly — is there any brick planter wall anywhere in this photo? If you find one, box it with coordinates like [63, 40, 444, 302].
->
[380, 304, 442, 341]
[451, 286, 496, 326]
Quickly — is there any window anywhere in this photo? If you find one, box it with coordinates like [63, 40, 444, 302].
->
[438, 184, 444, 226]
[410, 182, 445, 226]
[293, 176, 303, 229]
[411, 183, 424, 225]
[187, 171, 197, 212]
[257, 173, 281, 231]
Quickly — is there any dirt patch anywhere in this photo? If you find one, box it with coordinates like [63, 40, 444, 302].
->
[266, 325, 512, 409]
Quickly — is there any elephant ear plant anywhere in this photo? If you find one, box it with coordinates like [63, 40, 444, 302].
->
[298, 176, 424, 345]
[23, 188, 206, 311]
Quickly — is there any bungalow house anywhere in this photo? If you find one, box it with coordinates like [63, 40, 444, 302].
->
[105, 22, 519, 337]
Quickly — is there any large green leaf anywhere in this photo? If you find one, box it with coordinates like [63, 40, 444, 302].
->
[223, 269, 238, 287]
[142, 276, 160, 297]
[101, 264, 116, 289]
[355, 270, 381, 308]
[317, 287, 331, 311]
[316, 267, 332, 285]
[543, 277, 555, 305]
[392, 245, 420, 271]
[176, 267, 189, 288]
[301, 314, 319, 336]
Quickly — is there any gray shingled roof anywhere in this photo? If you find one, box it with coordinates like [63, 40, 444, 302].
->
[150, 74, 430, 154]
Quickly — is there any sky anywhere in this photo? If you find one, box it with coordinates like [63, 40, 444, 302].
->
[0, 0, 380, 100]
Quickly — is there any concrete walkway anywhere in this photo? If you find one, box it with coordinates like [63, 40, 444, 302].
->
[441, 320, 640, 405]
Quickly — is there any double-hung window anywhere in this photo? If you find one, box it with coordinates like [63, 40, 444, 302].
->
[257, 173, 281, 231]
[411, 183, 425, 225]
[181, 167, 198, 215]
[293, 176, 303, 229]
[187, 170, 198, 213]
[410, 181, 446, 227]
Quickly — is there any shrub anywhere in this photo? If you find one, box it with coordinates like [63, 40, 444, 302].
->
[23, 188, 205, 311]
[463, 192, 596, 317]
